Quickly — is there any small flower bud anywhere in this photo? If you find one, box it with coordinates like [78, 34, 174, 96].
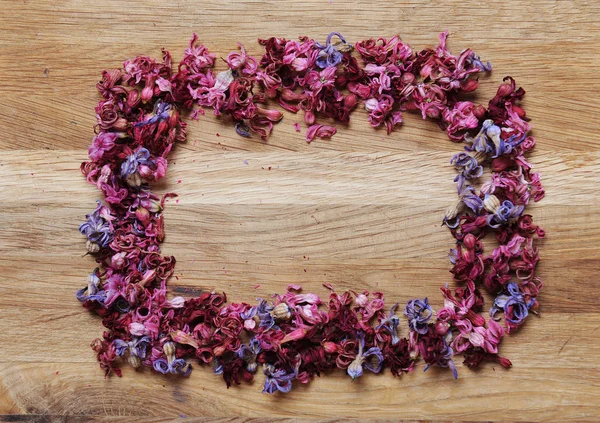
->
[135, 207, 151, 226]
[163, 341, 176, 359]
[304, 110, 315, 125]
[127, 89, 141, 108]
[484, 194, 501, 213]
[128, 354, 141, 368]
[344, 93, 358, 110]
[168, 109, 180, 127]
[401, 73, 415, 85]
[355, 294, 368, 307]
[140, 198, 162, 213]
[111, 251, 127, 269]
[271, 303, 291, 321]
[463, 233, 478, 250]
[247, 361, 258, 373]
[244, 319, 256, 331]
[322, 341, 338, 354]
[213, 344, 226, 357]
[281, 88, 305, 102]
[86, 240, 100, 253]
[129, 322, 146, 336]
[444, 198, 467, 221]
[125, 172, 142, 187]
[141, 85, 154, 103]
[113, 117, 129, 132]
[347, 356, 364, 380]
[435, 321, 449, 336]
[364, 98, 378, 112]
[257, 107, 283, 122]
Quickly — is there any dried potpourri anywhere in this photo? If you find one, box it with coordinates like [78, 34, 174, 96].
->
[78, 31, 545, 391]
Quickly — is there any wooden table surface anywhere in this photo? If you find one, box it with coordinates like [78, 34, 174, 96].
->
[1, 1, 599, 421]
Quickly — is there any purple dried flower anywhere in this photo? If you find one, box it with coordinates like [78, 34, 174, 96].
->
[263, 364, 295, 394]
[236, 338, 262, 373]
[213, 358, 223, 375]
[465, 119, 497, 154]
[235, 122, 251, 137]
[376, 303, 401, 345]
[315, 32, 348, 69]
[154, 342, 192, 376]
[244, 298, 275, 329]
[114, 336, 151, 358]
[153, 358, 192, 376]
[135, 101, 172, 127]
[404, 298, 433, 335]
[468, 52, 492, 72]
[451, 152, 483, 190]
[490, 282, 532, 326]
[121, 148, 151, 178]
[76, 270, 106, 304]
[79, 201, 113, 249]
[347, 333, 384, 379]
[486, 198, 524, 228]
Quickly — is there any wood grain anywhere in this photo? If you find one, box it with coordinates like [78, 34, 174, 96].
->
[1, 0, 600, 421]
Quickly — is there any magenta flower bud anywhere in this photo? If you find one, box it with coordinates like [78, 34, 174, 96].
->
[304, 110, 315, 125]
[166, 296, 185, 308]
[364, 98, 378, 112]
[135, 207, 151, 226]
[355, 293, 368, 307]
[463, 234, 478, 250]
[244, 319, 257, 331]
[344, 93, 358, 110]
[140, 198, 162, 213]
[111, 251, 127, 269]
[280, 88, 305, 102]
[168, 109, 180, 127]
[127, 89, 141, 108]
[322, 341, 338, 354]
[280, 328, 308, 344]
[129, 322, 146, 336]
[257, 107, 283, 122]
[141, 86, 154, 103]
[137, 164, 152, 180]
[435, 321, 449, 336]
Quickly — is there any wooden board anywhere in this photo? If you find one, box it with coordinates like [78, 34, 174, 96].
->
[1, 0, 599, 421]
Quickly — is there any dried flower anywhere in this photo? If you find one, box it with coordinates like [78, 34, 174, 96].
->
[271, 302, 291, 321]
[263, 364, 295, 394]
[490, 282, 533, 332]
[79, 201, 113, 250]
[153, 342, 192, 376]
[315, 32, 349, 69]
[404, 298, 433, 335]
[346, 333, 384, 379]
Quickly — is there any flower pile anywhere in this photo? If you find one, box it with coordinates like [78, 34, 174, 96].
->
[78, 32, 545, 391]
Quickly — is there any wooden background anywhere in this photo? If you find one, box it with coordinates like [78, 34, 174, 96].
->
[1, 0, 599, 421]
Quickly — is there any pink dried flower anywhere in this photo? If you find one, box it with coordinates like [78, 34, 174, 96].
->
[305, 124, 337, 142]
